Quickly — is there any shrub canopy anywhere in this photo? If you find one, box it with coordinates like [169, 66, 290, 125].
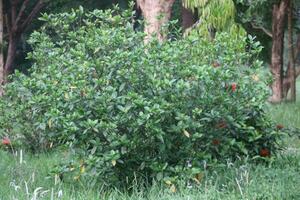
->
[0, 7, 280, 186]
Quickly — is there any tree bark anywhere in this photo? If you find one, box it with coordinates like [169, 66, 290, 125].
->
[181, 5, 196, 31]
[269, 0, 289, 103]
[283, 34, 300, 98]
[4, 33, 20, 76]
[137, 0, 175, 43]
[0, 0, 3, 96]
[287, 0, 295, 101]
[0, 0, 46, 89]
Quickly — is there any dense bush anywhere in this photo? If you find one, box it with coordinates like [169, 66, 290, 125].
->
[0, 7, 282, 186]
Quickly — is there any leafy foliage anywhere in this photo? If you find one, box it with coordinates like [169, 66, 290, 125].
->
[0, 7, 282, 186]
[183, 0, 245, 37]
[183, 0, 235, 28]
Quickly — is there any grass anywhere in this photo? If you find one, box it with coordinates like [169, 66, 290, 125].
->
[0, 148, 300, 200]
[267, 79, 300, 148]
[1, 82, 300, 200]
[268, 81, 300, 129]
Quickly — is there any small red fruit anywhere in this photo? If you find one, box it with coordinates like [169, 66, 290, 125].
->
[216, 121, 227, 129]
[212, 61, 220, 68]
[2, 137, 11, 145]
[212, 139, 220, 145]
[276, 124, 284, 130]
[259, 148, 270, 157]
[231, 83, 237, 92]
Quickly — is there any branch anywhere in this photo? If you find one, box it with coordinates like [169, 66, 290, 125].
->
[296, 66, 300, 77]
[294, 33, 300, 60]
[250, 22, 273, 38]
[19, 0, 46, 33]
[10, 0, 18, 32]
[14, 0, 31, 27]
[4, 14, 11, 37]
[279, 0, 289, 14]
[285, 34, 300, 78]
[296, 37, 300, 78]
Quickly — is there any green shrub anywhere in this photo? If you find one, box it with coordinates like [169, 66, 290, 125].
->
[0, 7, 282, 186]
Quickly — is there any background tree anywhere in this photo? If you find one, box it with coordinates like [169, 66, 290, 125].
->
[182, 0, 300, 102]
[183, 0, 239, 38]
[0, 0, 127, 95]
[137, 0, 176, 42]
[0, 0, 298, 102]
[235, 0, 300, 102]
[287, 0, 296, 101]
[269, 0, 289, 103]
[0, 0, 3, 95]
[0, 0, 47, 93]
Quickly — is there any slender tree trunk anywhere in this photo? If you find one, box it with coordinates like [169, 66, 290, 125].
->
[0, 0, 46, 91]
[0, 0, 3, 96]
[137, 0, 175, 43]
[288, 0, 295, 101]
[283, 33, 300, 97]
[181, 5, 195, 31]
[296, 34, 300, 62]
[4, 33, 20, 76]
[269, 0, 289, 103]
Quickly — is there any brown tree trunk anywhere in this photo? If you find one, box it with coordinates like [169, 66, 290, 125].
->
[0, 0, 3, 95]
[0, 0, 45, 91]
[269, 0, 289, 103]
[137, 0, 175, 43]
[4, 33, 20, 76]
[181, 5, 195, 31]
[288, 0, 296, 101]
[283, 34, 300, 98]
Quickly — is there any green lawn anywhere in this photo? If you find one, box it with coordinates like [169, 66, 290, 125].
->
[1, 83, 300, 200]
[268, 80, 300, 129]
[0, 147, 300, 200]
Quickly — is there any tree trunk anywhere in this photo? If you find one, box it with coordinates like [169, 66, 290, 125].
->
[181, 5, 195, 31]
[283, 34, 300, 98]
[282, 10, 300, 99]
[269, 0, 289, 103]
[288, 0, 295, 101]
[137, 0, 175, 43]
[4, 33, 20, 76]
[0, 0, 3, 95]
[0, 0, 46, 91]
